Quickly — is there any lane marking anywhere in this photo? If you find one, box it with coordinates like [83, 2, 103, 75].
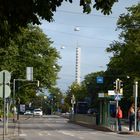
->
[59, 131, 75, 137]
[19, 133, 27, 137]
[79, 136, 84, 139]
[39, 133, 43, 136]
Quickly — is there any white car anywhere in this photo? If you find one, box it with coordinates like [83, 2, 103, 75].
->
[33, 109, 43, 117]
[24, 110, 33, 115]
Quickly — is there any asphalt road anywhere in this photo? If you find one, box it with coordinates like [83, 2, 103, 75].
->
[11, 115, 140, 140]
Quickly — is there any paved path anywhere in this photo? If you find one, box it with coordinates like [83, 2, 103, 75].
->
[0, 119, 16, 140]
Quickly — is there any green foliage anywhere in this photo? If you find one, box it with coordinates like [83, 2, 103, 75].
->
[0, 0, 118, 48]
[81, 71, 105, 107]
[60, 103, 70, 113]
[106, 3, 140, 106]
[93, 0, 118, 15]
[65, 82, 88, 107]
[106, 3, 140, 85]
[0, 25, 61, 104]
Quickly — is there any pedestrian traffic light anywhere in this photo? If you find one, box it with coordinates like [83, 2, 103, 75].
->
[114, 79, 123, 94]
[119, 80, 123, 94]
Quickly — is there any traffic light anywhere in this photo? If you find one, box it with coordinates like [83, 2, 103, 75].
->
[119, 80, 123, 94]
[114, 79, 123, 94]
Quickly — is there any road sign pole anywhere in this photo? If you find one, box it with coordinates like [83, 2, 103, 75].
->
[115, 78, 120, 132]
[134, 81, 138, 132]
[3, 72, 6, 139]
[116, 98, 118, 132]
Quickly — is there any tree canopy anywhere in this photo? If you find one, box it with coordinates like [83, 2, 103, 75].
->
[0, 25, 61, 104]
[106, 3, 140, 80]
[0, 0, 118, 47]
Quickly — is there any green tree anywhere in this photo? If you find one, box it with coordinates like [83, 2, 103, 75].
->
[106, 3, 140, 115]
[106, 3, 140, 80]
[65, 82, 87, 107]
[82, 71, 105, 108]
[0, 0, 118, 47]
[0, 25, 61, 103]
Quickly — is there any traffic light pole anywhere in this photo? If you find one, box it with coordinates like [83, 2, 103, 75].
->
[115, 78, 121, 132]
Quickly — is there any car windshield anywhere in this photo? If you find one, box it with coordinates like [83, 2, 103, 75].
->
[34, 109, 41, 112]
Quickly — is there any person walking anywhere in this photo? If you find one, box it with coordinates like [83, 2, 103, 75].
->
[116, 106, 123, 131]
[137, 107, 140, 131]
[128, 104, 135, 131]
[12, 106, 17, 122]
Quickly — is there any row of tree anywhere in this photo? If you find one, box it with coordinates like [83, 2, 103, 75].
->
[0, 25, 61, 108]
[0, 0, 118, 48]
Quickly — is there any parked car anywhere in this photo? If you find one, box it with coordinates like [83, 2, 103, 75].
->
[33, 108, 43, 117]
[24, 110, 33, 115]
[87, 108, 97, 115]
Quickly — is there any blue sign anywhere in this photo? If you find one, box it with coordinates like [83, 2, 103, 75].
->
[96, 76, 104, 84]
[114, 94, 122, 101]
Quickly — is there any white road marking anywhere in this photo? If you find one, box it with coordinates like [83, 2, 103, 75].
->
[19, 133, 27, 137]
[58, 130, 75, 137]
[79, 136, 84, 139]
[38, 131, 52, 136]
[39, 133, 43, 136]
[43, 131, 52, 136]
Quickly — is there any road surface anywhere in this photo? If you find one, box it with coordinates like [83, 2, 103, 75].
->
[12, 115, 140, 140]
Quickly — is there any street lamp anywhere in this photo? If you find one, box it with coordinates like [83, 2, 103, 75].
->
[74, 26, 80, 31]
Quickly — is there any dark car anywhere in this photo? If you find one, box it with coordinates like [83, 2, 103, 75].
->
[87, 108, 97, 115]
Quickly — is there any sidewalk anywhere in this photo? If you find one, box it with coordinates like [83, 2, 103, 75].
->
[69, 119, 140, 136]
[0, 119, 16, 140]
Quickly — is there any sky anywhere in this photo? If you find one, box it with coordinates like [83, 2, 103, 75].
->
[39, 0, 140, 92]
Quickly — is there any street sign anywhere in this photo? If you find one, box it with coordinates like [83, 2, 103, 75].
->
[98, 93, 108, 98]
[96, 76, 104, 84]
[98, 93, 104, 98]
[108, 90, 115, 95]
[114, 94, 122, 101]
[0, 70, 11, 84]
[26, 67, 33, 81]
[0, 85, 11, 98]
[20, 104, 25, 112]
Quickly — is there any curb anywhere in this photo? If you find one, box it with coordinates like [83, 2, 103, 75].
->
[119, 131, 140, 135]
[69, 121, 113, 132]
[69, 120, 140, 136]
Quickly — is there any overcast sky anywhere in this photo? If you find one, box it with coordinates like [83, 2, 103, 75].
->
[40, 0, 140, 92]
